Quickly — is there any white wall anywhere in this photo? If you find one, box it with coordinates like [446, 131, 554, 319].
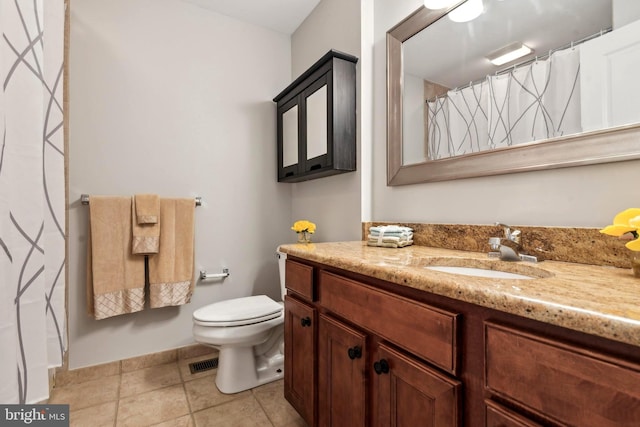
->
[613, 0, 640, 29]
[402, 73, 426, 165]
[289, 0, 363, 242]
[371, 0, 640, 227]
[68, 0, 292, 368]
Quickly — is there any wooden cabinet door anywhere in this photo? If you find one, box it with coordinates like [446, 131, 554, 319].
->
[485, 322, 640, 427]
[284, 296, 316, 426]
[485, 400, 543, 427]
[373, 343, 461, 427]
[318, 314, 367, 427]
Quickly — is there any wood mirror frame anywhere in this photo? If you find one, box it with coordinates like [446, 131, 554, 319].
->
[387, 4, 640, 186]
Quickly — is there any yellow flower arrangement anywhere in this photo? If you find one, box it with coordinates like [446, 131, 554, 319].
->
[291, 220, 316, 234]
[600, 208, 640, 251]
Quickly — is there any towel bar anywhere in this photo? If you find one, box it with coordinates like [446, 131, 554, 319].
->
[80, 194, 202, 206]
[200, 268, 230, 280]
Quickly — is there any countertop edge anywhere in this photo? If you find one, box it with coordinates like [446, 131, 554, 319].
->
[279, 242, 640, 347]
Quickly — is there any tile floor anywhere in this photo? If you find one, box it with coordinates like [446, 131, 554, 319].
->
[48, 352, 307, 427]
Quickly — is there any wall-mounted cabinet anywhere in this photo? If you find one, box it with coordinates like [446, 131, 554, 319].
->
[273, 50, 358, 183]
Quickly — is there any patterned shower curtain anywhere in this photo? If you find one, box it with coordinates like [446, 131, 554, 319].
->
[427, 46, 581, 159]
[0, 0, 66, 404]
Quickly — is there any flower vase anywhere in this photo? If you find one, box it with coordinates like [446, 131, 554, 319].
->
[297, 231, 311, 244]
[632, 252, 640, 278]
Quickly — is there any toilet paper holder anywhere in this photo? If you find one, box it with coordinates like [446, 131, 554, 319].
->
[199, 268, 230, 280]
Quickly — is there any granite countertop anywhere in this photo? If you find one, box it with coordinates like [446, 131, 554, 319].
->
[279, 241, 640, 347]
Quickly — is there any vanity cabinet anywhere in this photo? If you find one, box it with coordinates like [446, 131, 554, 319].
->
[283, 260, 316, 425]
[373, 342, 461, 427]
[484, 322, 640, 427]
[283, 254, 640, 427]
[284, 260, 462, 426]
[484, 400, 542, 427]
[284, 296, 316, 425]
[318, 314, 367, 426]
[273, 50, 357, 183]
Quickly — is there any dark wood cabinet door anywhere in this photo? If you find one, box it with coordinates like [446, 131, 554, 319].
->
[373, 343, 461, 427]
[284, 296, 316, 426]
[485, 400, 543, 427]
[485, 322, 640, 427]
[318, 314, 367, 427]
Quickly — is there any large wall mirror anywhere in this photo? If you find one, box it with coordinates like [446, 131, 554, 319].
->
[387, 0, 640, 185]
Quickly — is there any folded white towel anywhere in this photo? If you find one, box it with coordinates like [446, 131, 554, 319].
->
[367, 235, 411, 244]
[370, 225, 413, 234]
[369, 231, 413, 240]
[366, 240, 413, 248]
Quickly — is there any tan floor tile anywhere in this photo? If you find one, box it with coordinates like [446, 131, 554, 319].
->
[117, 384, 190, 427]
[150, 414, 194, 427]
[55, 362, 120, 387]
[184, 374, 251, 412]
[193, 395, 272, 427]
[178, 354, 218, 382]
[122, 349, 177, 372]
[48, 375, 119, 411]
[253, 380, 306, 427]
[120, 363, 182, 397]
[68, 401, 117, 427]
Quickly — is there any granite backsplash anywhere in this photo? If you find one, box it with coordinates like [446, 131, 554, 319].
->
[362, 222, 632, 269]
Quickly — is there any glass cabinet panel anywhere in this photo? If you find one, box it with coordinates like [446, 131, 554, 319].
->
[282, 105, 299, 168]
[305, 85, 328, 160]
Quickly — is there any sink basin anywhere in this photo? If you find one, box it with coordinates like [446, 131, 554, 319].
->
[425, 265, 536, 280]
[417, 257, 553, 280]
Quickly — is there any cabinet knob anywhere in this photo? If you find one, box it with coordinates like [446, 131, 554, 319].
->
[373, 359, 390, 375]
[300, 316, 312, 327]
[347, 346, 362, 360]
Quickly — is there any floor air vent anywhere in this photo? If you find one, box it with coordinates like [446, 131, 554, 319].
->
[189, 357, 219, 374]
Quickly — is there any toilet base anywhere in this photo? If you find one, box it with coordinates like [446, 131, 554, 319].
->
[215, 345, 284, 394]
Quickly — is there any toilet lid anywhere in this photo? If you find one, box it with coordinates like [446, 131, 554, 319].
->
[193, 295, 283, 326]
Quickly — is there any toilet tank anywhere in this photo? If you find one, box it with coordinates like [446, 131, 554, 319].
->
[277, 250, 287, 301]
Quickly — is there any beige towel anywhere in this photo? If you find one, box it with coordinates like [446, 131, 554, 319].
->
[87, 196, 146, 319]
[134, 194, 160, 224]
[148, 198, 195, 308]
[132, 195, 160, 255]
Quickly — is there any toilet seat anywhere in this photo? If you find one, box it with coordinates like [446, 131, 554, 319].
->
[193, 295, 283, 327]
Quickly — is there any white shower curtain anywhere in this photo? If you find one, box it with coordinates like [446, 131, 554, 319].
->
[447, 81, 489, 156]
[427, 46, 582, 159]
[427, 96, 450, 159]
[0, 0, 66, 404]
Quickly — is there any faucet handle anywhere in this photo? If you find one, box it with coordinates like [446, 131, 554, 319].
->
[495, 222, 521, 244]
[495, 222, 511, 238]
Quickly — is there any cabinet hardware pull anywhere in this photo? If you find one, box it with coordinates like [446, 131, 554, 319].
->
[310, 164, 322, 171]
[285, 172, 295, 177]
[300, 317, 312, 327]
[347, 346, 362, 360]
[373, 359, 389, 375]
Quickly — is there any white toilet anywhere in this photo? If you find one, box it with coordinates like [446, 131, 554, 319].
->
[192, 250, 288, 394]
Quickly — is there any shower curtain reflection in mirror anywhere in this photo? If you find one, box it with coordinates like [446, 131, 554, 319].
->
[424, 46, 581, 160]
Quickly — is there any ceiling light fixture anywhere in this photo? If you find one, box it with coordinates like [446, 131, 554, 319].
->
[448, 0, 483, 23]
[486, 42, 533, 66]
[423, 0, 459, 9]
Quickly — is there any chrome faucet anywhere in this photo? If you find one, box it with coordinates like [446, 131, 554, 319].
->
[489, 223, 538, 262]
